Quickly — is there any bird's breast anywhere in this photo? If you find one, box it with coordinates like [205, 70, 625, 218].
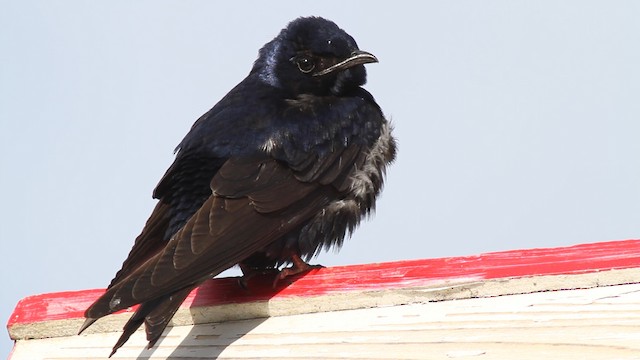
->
[294, 120, 396, 260]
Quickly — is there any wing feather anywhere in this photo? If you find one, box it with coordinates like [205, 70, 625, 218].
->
[87, 155, 334, 318]
[86, 142, 367, 320]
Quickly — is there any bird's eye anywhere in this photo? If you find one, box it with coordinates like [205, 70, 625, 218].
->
[295, 56, 315, 74]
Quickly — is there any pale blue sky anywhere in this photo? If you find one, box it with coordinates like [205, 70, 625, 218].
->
[2, 1, 640, 357]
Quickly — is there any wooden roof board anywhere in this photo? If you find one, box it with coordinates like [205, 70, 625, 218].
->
[6, 239, 640, 359]
[10, 282, 640, 359]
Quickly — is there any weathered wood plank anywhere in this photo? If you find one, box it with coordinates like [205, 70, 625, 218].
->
[10, 283, 640, 359]
[7, 239, 640, 359]
[8, 239, 640, 335]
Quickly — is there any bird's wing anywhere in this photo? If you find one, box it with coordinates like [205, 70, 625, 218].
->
[85, 146, 363, 319]
[106, 84, 258, 289]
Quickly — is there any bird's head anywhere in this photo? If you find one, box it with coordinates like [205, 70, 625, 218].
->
[253, 17, 377, 96]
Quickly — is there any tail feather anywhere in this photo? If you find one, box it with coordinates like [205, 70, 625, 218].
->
[109, 316, 144, 357]
[108, 299, 156, 357]
[144, 286, 195, 349]
[104, 286, 196, 357]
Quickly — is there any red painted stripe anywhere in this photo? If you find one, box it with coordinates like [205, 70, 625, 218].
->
[8, 239, 640, 328]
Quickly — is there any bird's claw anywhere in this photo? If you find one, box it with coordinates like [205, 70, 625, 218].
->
[272, 255, 324, 288]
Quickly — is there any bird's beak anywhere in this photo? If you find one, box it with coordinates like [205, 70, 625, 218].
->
[312, 50, 378, 77]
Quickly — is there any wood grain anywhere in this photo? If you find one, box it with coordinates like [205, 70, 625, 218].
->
[10, 283, 640, 359]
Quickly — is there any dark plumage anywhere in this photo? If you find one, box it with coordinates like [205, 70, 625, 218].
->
[79, 16, 396, 356]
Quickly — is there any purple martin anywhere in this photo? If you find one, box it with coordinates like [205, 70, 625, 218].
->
[79, 16, 396, 356]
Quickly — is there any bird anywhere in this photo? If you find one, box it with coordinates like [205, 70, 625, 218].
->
[78, 16, 396, 357]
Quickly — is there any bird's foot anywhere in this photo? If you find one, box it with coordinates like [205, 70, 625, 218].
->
[272, 254, 324, 288]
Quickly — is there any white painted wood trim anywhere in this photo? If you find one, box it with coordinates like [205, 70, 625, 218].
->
[11, 282, 640, 359]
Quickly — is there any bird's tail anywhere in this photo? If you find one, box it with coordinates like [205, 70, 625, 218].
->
[110, 286, 195, 357]
[143, 286, 195, 349]
[79, 286, 195, 357]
